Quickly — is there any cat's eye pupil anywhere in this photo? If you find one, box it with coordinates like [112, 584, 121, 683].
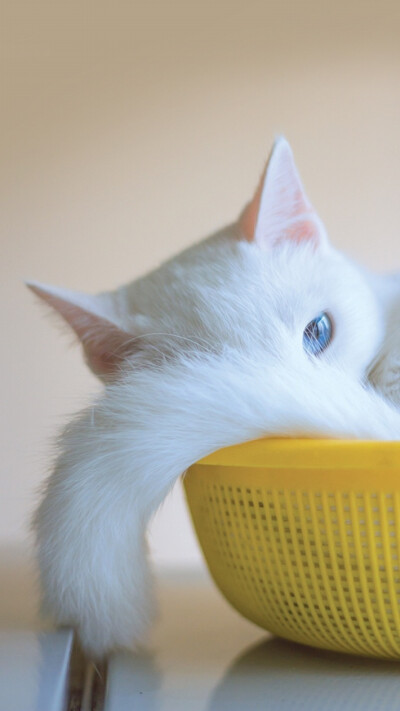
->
[303, 312, 333, 356]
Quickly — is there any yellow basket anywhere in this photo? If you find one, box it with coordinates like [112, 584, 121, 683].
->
[183, 439, 400, 659]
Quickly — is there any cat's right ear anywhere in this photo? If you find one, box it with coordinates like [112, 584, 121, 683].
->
[239, 137, 328, 249]
[26, 281, 137, 380]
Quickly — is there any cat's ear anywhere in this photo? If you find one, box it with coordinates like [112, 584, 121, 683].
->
[239, 137, 327, 249]
[26, 281, 135, 380]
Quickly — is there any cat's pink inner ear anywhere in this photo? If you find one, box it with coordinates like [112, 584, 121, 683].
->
[26, 282, 133, 378]
[239, 137, 325, 249]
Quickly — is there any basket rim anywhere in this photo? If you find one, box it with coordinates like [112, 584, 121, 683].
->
[190, 438, 400, 470]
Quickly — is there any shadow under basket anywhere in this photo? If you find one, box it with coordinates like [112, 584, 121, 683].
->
[183, 438, 400, 660]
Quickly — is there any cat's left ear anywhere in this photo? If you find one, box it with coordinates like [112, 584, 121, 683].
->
[26, 281, 137, 380]
[239, 137, 328, 249]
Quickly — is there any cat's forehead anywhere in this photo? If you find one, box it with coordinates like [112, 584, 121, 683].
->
[118, 227, 380, 374]
[183, 236, 339, 311]
[122, 227, 366, 346]
[126, 232, 341, 333]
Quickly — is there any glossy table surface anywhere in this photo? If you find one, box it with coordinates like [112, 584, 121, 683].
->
[2, 545, 400, 711]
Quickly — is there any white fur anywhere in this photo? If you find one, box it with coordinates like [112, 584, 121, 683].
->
[32, 226, 400, 657]
[364, 271, 400, 404]
[30, 139, 400, 658]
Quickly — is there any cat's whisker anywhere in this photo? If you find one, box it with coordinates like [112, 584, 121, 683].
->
[118, 331, 215, 355]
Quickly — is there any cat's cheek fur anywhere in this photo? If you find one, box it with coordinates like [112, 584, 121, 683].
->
[33, 351, 400, 657]
[320, 261, 384, 379]
[366, 272, 400, 404]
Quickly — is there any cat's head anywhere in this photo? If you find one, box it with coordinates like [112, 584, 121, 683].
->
[27, 138, 383, 383]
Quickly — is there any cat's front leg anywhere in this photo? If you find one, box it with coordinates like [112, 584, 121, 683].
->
[33, 363, 219, 658]
[32, 356, 269, 658]
[33, 403, 160, 659]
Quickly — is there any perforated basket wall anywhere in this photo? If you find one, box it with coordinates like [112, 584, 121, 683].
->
[184, 442, 400, 660]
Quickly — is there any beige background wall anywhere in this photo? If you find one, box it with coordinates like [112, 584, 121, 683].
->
[2, 1, 400, 567]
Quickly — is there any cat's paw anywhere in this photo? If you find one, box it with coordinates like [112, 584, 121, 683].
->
[77, 595, 155, 659]
[42, 575, 156, 659]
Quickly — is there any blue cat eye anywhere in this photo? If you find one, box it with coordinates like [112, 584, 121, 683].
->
[303, 312, 333, 356]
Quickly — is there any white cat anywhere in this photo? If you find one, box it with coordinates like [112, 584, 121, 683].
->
[28, 138, 400, 658]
